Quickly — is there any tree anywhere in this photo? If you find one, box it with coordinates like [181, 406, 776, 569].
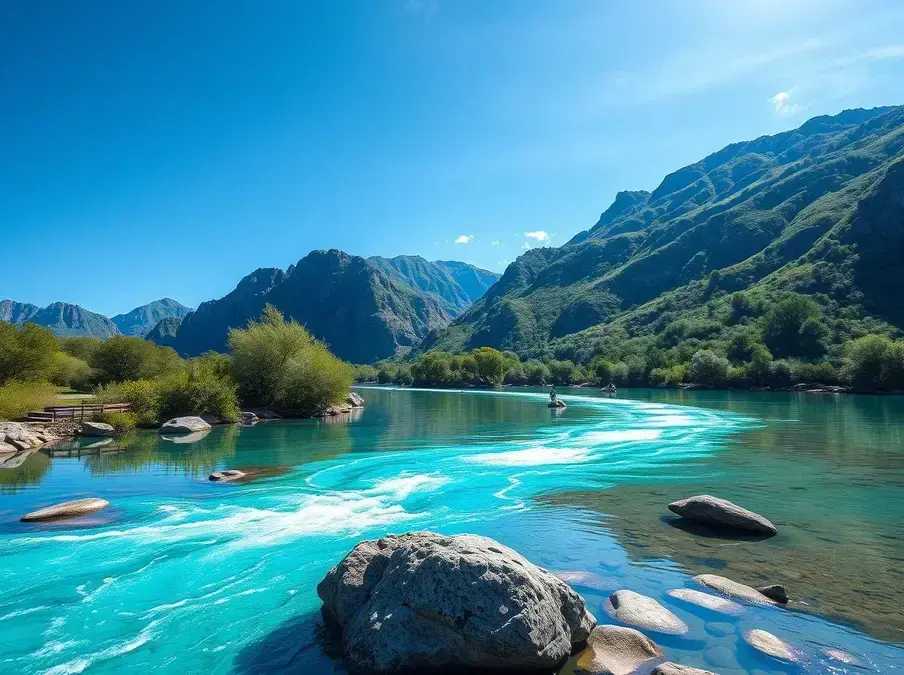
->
[764, 294, 826, 359]
[547, 359, 578, 385]
[690, 350, 730, 386]
[0, 322, 60, 384]
[590, 356, 614, 385]
[471, 347, 505, 385]
[229, 305, 352, 414]
[523, 360, 549, 385]
[843, 334, 904, 391]
[410, 352, 452, 386]
[91, 336, 182, 383]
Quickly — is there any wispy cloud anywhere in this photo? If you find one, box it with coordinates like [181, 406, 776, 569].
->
[491, 240, 502, 247]
[524, 230, 550, 242]
[455, 234, 473, 244]
[769, 90, 802, 117]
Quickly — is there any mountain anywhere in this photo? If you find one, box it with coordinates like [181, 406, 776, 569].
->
[167, 250, 454, 363]
[0, 301, 120, 339]
[145, 317, 183, 349]
[424, 106, 904, 359]
[366, 256, 500, 316]
[111, 298, 192, 336]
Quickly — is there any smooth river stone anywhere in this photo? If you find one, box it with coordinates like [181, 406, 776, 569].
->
[744, 629, 797, 661]
[694, 574, 776, 605]
[21, 498, 109, 522]
[667, 588, 743, 616]
[652, 663, 717, 675]
[823, 647, 860, 665]
[668, 495, 777, 536]
[605, 590, 688, 635]
[554, 571, 619, 592]
[575, 625, 663, 675]
[158, 416, 212, 434]
[209, 470, 246, 482]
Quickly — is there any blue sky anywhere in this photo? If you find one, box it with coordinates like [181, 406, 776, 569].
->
[2, 0, 904, 316]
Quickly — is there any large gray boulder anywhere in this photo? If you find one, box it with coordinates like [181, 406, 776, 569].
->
[575, 625, 663, 675]
[158, 416, 211, 434]
[347, 392, 365, 408]
[0, 422, 52, 451]
[604, 590, 688, 635]
[21, 498, 109, 522]
[80, 421, 115, 437]
[668, 495, 776, 536]
[317, 531, 596, 673]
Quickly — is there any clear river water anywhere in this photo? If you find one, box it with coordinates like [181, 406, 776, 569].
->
[1, 387, 902, 674]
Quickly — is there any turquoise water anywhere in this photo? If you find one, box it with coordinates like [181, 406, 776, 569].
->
[1, 388, 902, 673]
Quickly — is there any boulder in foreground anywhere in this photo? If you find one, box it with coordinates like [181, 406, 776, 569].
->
[209, 469, 246, 482]
[158, 416, 212, 434]
[575, 625, 663, 675]
[604, 590, 688, 635]
[21, 498, 109, 522]
[317, 531, 596, 673]
[668, 495, 776, 536]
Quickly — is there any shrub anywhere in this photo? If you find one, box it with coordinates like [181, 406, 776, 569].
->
[690, 350, 731, 386]
[60, 336, 102, 362]
[547, 359, 578, 385]
[410, 352, 453, 386]
[90, 336, 183, 384]
[95, 411, 138, 432]
[764, 294, 826, 359]
[95, 379, 161, 426]
[0, 381, 56, 421]
[523, 360, 549, 385]
[590, 357, 615, 385]
[156, 364, 240, 423]
[842, 334, 904, 391]
[229, 306, 352, 415]
[0, 323, 59, 384]
[471, 347, 505, 385]
[48, 352, 92, 388]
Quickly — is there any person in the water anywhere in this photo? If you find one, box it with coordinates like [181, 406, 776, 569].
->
[549, 386, 557, 403]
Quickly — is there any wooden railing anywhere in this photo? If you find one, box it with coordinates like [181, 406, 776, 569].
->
[30, 403, 132, 422]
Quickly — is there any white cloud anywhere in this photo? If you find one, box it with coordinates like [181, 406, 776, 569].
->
[769, 90, 802, 117]
[524, 230, 550, 241]
[492, 240, 502, 247]
[455, 234, 473, 244]
[521, 241, 531, 250]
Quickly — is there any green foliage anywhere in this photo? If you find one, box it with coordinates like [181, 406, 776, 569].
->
[590, 356, 615, 385]
[95, 379, 161, 426]
[764, 294, 827, 359]
[60, 336, 101, 362]
[547, 359, 579, 385]
[0, 380, 55, 421]
[48, 352, 92, 388]
[843, 334, 904, 391]
[95, 411, 138, 432]
[90, 336, 182, 384]
[353, 364, 379, 383]
[229, 305, 353, 415]
[690, 350, 731, 387]
[0, 323, 59, 384]
[471, 347, 505, 385]
[523, 360, 550, 385]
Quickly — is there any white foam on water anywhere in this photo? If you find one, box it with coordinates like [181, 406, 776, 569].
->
[41, 619, 160, 675]
[577, 429, 662, 444]
[365, 473, 449, 499]
[465, 446, 592, 466]
[0, 605, 48, 622]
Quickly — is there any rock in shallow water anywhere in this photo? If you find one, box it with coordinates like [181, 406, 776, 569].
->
[694, 574, 776, 605]
[668, 495, 776, 536]
[21, 498, 109, 522]
[605, 590, 688, 635]
[667, 588, 743, 616]
[744, 629, 797, 661]
[756, 584, 788, 604]
[209, 469, 246, 482]
[575, 625, 663, 675]
[652, 662, 717, 675]
[79, 421, 116, 437]
[317, 531, 595, 673]
[158, 416, 211, 434]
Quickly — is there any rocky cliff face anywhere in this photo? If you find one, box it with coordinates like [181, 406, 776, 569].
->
[111, 298, 191, 336]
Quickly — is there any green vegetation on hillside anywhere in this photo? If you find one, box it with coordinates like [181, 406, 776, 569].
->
[423, 107, 904, 383]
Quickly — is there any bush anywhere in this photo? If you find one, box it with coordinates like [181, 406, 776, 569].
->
[60, 336, 101, 362]
[523, 360, 549, 385]
[410, 352, 453, 386]
[0, 381, 56, 420]
[690, 350, 731, 386]
[0, 323, 59, 384]
[471, 347, 505, 385]
[156, 364, 240, 423]
[95, 379, 161, 426]
[547, 359, 578, 385]
[48, 352, 92, 388]
[90, 336, 183, 384]
[95, 411, 138, 432]
[590, 357, 615, 385]
[764, 294, 826, 359]
[229, 306, 352, 415]
[842, 334, 904, 391]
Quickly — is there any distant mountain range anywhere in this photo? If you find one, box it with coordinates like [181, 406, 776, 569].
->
[0, 298, 191, 339]
[423, 105, 904, 358]
[162, 252, 500, 363]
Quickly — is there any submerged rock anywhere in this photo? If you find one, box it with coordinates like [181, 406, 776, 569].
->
[575, 625, 663, 675]
[158, 416, 212, 434]
[668, 495, 776, 536]
[21, 498, 109, 522]
[823, 647, 859, 665]
[666, 588, 743, 616]
[209, 469, 246, 482]
[80, 421, 115, 437]
[605, 590, 688, 635]
[756, 584, 788, 604]
[743, 629, 797, 661]
[317, 531, 595, 673]
[694, 574, 776, 605]
[554, 571, 619, 592]
[652, 662, 716, 675]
